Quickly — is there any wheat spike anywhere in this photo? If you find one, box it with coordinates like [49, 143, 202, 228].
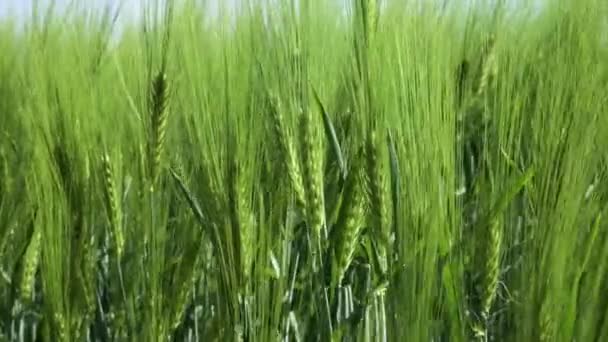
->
[0, 148, 7, 197]
[149, 71, 170, 187]
[269, 94, 307, 211]
[365, 0, 377, 45]
[54, 312, 67, 341]
[19, 226, 42, 302]
[170, 254, 203, 332]
[356, 0, 378, 47]
[477, 35, 497, 96]
[480, 219, 501, 319]
[470, 321, 487, 341]
[228, 153, 253, 283]
[469, 218, 502, 340]
[333, 150, 367, 285]
[366, 128, 390, 274]
[101, 153, 124, 259]
[299, 107, 325, 238]
[539, 297, 554, 341]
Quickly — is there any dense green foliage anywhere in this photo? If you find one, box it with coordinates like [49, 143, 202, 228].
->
[1, 0, 608, 340]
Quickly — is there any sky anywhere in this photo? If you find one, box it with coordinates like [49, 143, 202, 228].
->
[0, 0, 143, 26]
[0, 0, 130, 16]
[0, 0, 548, 27]
[0, 0, 229, 23]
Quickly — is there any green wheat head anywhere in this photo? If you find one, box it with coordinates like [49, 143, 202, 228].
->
[149, 71, 170, 188]
[299, 106, 326, 240]
[19, 226, 42, 302]
[332, 149, 367, 286]
[101, 153, 124, 259]
[366, 128, 390, 275]
[269, 94, 307, 211]
[477, 35, 497, 97]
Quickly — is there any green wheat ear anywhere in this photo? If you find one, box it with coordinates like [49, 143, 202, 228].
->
[19, 225, 42, 302]
[101, 153, 124, 260]
[366, 128, 390, 275]
[149, 71, 170, 188]
[479, 219, 501, 320]
[299, 105, 326, 240]
[227, 149, 254, 284]
[332, 148, 367, 286]
[365, 0, 378, 45]
[269, 93, 307, 211]
[356, 0, 378, 46]
[0, 147, 8, 197]
[471, 167, 534, 337]
[477, 35, 497, 96]
[53, 312, 68, 341]
[539, 296, 555, 341]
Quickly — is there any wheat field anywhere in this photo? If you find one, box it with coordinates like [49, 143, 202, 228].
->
[1, 0, 608, 341]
